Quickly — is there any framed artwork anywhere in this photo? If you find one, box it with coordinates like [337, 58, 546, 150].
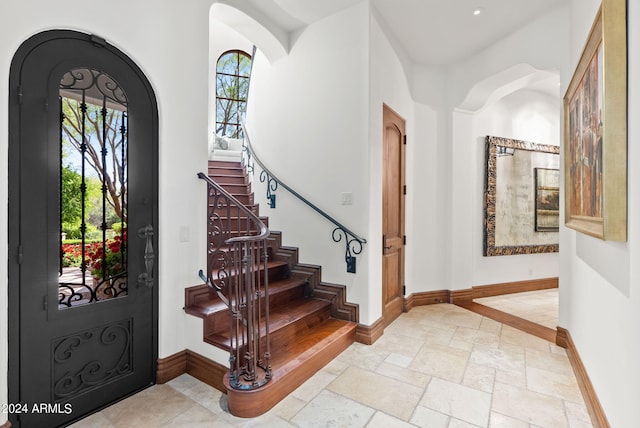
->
[535, 168, 560, 232]
[563, 0, 627, 241]
[483, 136, 559, 256]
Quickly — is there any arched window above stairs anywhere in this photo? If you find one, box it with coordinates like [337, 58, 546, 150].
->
[215, 50, 251, 139]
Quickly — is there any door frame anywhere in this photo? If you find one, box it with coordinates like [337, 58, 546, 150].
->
[7, 30, 159, 426]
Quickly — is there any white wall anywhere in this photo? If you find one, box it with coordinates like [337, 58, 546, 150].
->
[0, 1, 217, 419]
[245, 2, 445, 325]
[246, 2, 374, 322]
[447, 4, 570, 291]
[369, 12, 446, 301]
[559, 0, 640, 425]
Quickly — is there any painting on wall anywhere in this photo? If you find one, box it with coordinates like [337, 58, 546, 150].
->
[563, 0, 627, 241]
[534, 168, 559, 232]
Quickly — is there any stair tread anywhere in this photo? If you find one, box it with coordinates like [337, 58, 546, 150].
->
[210, 259, 286, 279]
[210, 215, 268, 221]
[270, 318, 355, 368]
[209, 172, 246, 177]
[217, 192, 254, 199]
[184, 276, 306, 317]
[204, 297, 331, 346]
[208, 160, 242, 166]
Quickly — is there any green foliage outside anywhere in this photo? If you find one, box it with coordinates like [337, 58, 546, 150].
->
[61, 97, 127, 223]
[60, 94, 125, 242]
[61, 165, 100, 240]
[112, 221, 126, 234]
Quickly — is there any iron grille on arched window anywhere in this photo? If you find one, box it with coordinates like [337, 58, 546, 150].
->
[216, 50, 252, 139]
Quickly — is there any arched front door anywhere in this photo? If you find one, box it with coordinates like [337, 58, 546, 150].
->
[8, 30, 158, 427]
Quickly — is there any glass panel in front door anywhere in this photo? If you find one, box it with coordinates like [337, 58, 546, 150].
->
[58, 68, 129, 308]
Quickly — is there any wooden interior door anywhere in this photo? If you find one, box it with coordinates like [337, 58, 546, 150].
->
[382, 104, 406, 326]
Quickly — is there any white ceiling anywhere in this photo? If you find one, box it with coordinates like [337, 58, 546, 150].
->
[246, 0, 568, 67]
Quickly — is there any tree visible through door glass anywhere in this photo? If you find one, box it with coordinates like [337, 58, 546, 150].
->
[58, 68, 129, 308]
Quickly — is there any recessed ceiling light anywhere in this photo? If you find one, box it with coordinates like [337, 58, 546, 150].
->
[473, 7, 484, 16]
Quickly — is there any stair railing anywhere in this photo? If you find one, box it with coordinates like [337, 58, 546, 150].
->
[241, 125, 367, 273]
[197, 172, 272, 390]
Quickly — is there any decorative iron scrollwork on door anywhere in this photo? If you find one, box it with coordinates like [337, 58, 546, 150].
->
[52, 319, 132, 401]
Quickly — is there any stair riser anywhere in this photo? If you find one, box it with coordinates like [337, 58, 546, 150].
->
[201, 264, 292, 328]
[206, 257, 288, 282]
[209, 193, 254, 205]
[269, 305, 332, 350]
[211, 183, 251, 194]
[209, 167, 244, 175]
[209, 175, 248, 185]
[208, 204, 259, 218]
[208, 160, 243, 168]
[207, 302, 332, 354]
[267, 283, 308, 308]
[207, 245, 275, 262]
[202, 280, 307, 338]
[204, 217, 269, 233]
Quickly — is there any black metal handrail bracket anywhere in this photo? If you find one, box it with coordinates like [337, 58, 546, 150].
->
[241, 124, 367, 273]
[197, 172, 272, 391]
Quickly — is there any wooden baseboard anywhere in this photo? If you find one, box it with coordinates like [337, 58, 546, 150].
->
[313, 282, 360, 323]
[185, 350, 227, 392]
[451, 288, 474, 304]
[404, 278, 559, 310]
[473, 277, 558, 299]
[404, 290, 449, 311]
[156, 350, 187, 384]
[355, 317, 384, 345]
[156, 349, 227, 393]
[556, 327, 610, 428]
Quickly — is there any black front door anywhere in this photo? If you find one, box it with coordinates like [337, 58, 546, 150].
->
[8, 31, 158, 427]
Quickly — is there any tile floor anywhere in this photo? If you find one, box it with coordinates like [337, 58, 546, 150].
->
[70, 303, 590, 428]
[474, 289, 559, 329]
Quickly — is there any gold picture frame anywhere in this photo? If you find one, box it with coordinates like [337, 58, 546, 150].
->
[483, 136, 560, 256]
[563, 0, 627, 241]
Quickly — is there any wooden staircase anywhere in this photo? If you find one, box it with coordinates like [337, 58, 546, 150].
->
[185, 160, 358, 418]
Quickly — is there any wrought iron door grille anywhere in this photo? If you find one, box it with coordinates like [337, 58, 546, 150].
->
[58, 68, 129, 308]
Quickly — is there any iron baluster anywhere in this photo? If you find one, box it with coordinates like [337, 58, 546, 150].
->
[197, 172, 271, 391]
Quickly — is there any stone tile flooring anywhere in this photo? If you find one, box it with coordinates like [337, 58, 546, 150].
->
[70, 303, 590, 427]
[475, 289, 559, 329]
